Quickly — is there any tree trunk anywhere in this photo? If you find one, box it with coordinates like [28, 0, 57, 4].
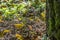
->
[46, 0, 60, 40]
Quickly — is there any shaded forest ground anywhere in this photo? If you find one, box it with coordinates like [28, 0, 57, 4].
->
[0, 0, 46, 40]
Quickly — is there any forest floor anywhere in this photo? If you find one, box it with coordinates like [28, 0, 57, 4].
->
[0, 18, 46, 40]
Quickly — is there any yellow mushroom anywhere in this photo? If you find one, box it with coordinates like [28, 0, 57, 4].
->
[15, 33, 23, 40]
[41, 11, 46, 21]
[41, 12, 45, 18]
[14, 23, 24, 29]
[3, 29, 11, 33]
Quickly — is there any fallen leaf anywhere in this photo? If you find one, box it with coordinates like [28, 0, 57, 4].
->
[28, 25, 32, 30]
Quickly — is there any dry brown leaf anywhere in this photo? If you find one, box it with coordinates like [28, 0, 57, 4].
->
[28, 25, 32, 30]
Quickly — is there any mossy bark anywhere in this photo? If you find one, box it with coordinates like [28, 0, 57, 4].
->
[46, 0, 60, 40]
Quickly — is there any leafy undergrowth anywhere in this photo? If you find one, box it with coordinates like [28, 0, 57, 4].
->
[0, 0, 46, 40]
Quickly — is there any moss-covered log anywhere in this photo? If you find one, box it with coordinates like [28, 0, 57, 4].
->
[46, 0, 60, 40]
